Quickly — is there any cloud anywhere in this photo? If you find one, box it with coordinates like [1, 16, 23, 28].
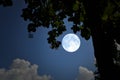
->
[0, 58, 52, 80]
[76, 66, 94, 80]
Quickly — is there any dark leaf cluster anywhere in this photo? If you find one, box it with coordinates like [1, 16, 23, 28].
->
[0, 0, 12, 7]
[21, 0, 85, 49]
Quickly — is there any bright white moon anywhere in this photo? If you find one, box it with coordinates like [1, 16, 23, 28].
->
[62, 33, 81, 52]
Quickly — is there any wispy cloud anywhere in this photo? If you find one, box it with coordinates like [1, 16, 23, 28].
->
[76, 66, 94, 80]
[0, 58, 52, 80]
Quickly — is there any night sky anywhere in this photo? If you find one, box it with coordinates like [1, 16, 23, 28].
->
[0, 1, 95, 80]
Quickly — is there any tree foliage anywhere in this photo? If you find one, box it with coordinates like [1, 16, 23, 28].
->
[21, 0, 91, 49]
[21, 0, 83, 48]
[0, 0, 13, 7]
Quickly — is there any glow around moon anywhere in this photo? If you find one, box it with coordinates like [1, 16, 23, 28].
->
[62, 33, 81, 52]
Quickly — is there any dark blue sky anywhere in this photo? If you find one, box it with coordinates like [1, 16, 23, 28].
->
[0, 1, 95, 80]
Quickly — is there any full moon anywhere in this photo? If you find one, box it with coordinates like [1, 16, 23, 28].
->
[62, 33, 81, 52]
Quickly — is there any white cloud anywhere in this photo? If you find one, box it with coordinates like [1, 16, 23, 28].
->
[0, 58, 52, 80]
[76, 66, 94, 80]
